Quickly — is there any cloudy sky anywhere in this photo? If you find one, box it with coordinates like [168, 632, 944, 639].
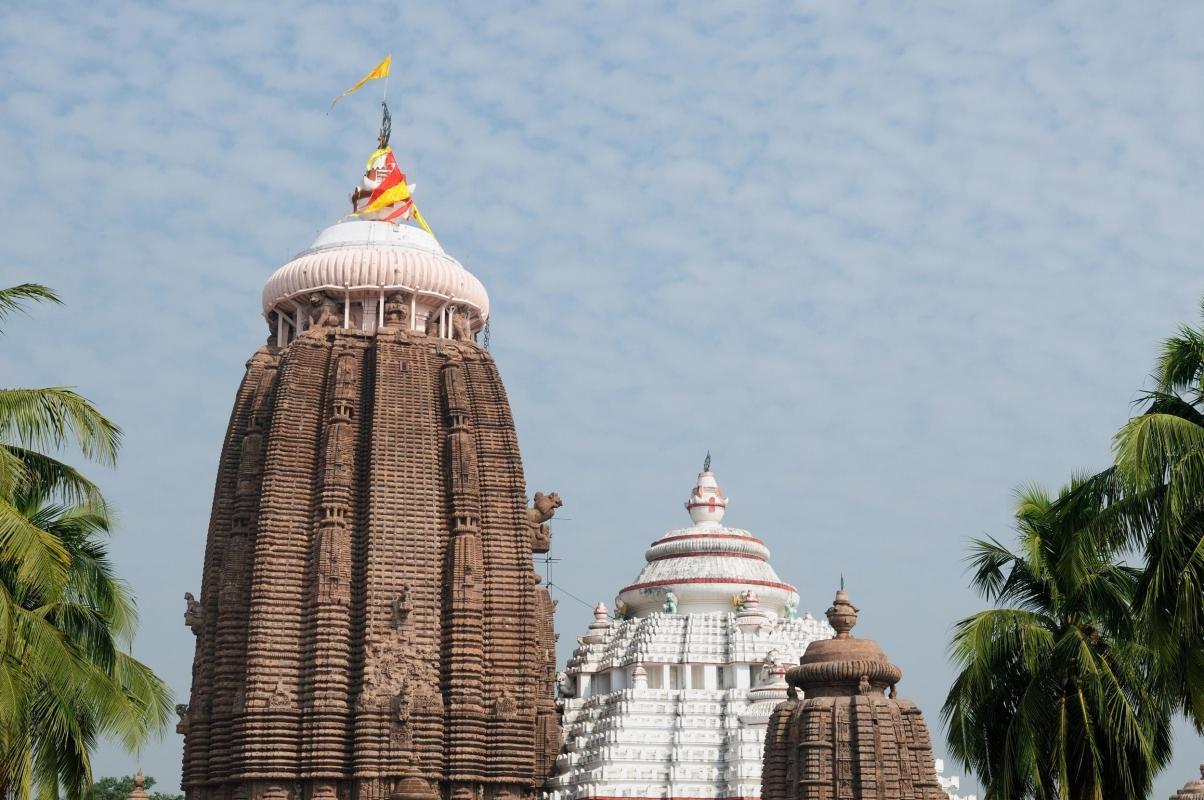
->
[4, 1, 1204, 796]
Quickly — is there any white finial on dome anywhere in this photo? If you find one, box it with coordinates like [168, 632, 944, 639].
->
[685, 456, 728, 527]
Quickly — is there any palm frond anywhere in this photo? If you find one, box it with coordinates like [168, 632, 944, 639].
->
[0, 284, 60, 330]
[0, 389, 121, 467]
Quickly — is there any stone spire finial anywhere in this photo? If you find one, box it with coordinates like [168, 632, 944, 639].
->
[825, 586, 859, 639]
[127, 770, 149, 800]
[1172, 765, 1204, 799]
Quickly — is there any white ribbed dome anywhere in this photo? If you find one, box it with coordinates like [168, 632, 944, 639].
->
[616, 467, 799, 617]
[261, 220, 489, 331]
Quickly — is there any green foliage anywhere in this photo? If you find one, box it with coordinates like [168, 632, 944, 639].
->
[84, 775, 181, 800]
[0, 285, 171, 800]
[943, 480, 1172, 800]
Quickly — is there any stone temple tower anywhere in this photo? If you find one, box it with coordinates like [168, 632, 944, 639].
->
[761, 588, 947, 800]
[180, 177, 560, 800]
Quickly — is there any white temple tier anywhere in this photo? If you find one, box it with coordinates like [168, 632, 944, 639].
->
[547, 464, 832, 800]
[261, 220, 488, 340]
[615, 469, 798, 617]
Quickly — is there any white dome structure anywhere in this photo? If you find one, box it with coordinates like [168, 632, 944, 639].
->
[260, 220, 488, 344]
[546, 462, 832, 800]
[615, 463, 799, 618]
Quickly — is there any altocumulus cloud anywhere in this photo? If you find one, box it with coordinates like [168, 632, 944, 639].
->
[3, 2, 1204, 796]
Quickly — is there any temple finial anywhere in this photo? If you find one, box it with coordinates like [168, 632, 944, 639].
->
[703, 451, 711, 472]
[827, 584, 858, 639]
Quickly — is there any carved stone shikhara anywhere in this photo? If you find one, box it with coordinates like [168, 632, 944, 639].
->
[761, 588, 947, 800]
[182, 331, 559, 800]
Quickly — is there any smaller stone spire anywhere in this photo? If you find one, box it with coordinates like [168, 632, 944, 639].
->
[1172, 765, 1204, 799]
[631, 663, 648, 690]
[126, 771, 148, 800]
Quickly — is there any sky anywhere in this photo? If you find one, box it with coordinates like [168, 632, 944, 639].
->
[2, 1, 1204, 796]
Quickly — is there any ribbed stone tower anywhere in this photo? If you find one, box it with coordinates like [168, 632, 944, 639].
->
[761, 588, 946, 800]
[180, 167, 560, 800]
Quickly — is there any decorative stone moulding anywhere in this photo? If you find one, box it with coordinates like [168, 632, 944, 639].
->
[261, 220, 489, 345]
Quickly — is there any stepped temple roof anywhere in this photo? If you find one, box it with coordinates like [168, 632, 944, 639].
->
[761, 588, 947, 800]
[181, 153, 557, 800]
[547, 465, 831, 800]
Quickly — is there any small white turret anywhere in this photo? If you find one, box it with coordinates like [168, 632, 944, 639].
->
[685, 453, 728, 527]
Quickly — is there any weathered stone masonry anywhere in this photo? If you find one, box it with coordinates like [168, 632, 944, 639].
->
[182, 327, 559, 800]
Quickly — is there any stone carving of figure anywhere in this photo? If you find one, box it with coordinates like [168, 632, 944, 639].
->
[393, 585, 412, 626]
[662, 592, 678, 614]
[450, 308, 473, 342]
[738, 589, 759, 609]
[269, 679, 294, 708]
[858, 674, 872, 695]
[527, 491, 562, 552]
[383, 292, 410, 329]
[266, 310, 278, 344]
[184, 592, 203, 634]
[527, 492, 562, 525]
[424, 313, 442, 337]
[307, 292, 342, 329]
[556, 671, 575, 698]
[784, 596, 799, 620]
[494, 690, 518, 717]
[175, 703, 190, 735]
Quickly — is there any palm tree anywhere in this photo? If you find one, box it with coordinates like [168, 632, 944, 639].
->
[1106, 300, 1204, 731]
[0, 284, 170, 800]
[0, 285, 121, 597]
[942, 479, 1172, 800]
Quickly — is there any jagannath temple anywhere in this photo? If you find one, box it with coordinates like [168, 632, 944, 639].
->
[545, 464, 833, 800]
[179, 96, 560, 800]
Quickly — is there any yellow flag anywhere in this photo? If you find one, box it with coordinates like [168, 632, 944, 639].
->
[329, 55, 391, 110]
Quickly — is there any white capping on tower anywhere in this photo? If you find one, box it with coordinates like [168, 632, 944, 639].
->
[261, 220, 489, 344]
